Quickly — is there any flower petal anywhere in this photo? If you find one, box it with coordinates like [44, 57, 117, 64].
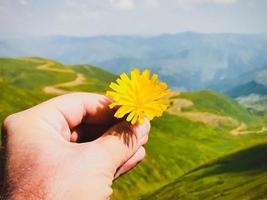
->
[106, 68, 170, 124]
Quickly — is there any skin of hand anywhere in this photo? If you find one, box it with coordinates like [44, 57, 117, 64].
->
[1, 93, 150, 200]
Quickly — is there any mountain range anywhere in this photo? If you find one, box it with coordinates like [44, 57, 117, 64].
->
[1, 32, 267, 91]
[219, 65, 267, 114]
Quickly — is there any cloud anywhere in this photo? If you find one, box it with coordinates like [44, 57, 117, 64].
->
[18, 0, 29, 6]
[110, 0, 135, 10]
[209, 0, 238, 4]
[1, 0, 266, 36]
[174, 0, 239, 7]
[144, 0, 160, 9]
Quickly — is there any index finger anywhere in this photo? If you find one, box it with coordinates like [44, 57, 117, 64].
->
[34, 92, 116, 130]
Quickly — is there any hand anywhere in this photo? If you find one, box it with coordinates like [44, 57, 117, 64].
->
[1, 93, 150, 200]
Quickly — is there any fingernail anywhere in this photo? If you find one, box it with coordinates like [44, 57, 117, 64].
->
[139, 135, 149, 146]
[134, 118, 150, 141]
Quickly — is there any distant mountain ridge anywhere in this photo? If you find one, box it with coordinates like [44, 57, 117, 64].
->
[212, 65, 267, 92]
[1, 32, 267, 91]
[227, 81, 267, 98]
[214, 64, 267, 116]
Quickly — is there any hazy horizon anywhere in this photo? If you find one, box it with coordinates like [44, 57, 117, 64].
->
[1, 0, 266, 37]
[1, 31, 267, 39]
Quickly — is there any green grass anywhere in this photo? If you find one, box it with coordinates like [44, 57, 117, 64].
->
[142, 143, 267, 200]
[0, 58, 76, 91]
[112, 114, 267, 199]
[1, 57, 267, 200]
[65, 64, 117, 93]
[178, 90, 253, 122]
[0, 81, 49, 123]
[0, 58, 116, 124]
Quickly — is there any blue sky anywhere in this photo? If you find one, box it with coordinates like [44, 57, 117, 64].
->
[0, 0, 266, 36]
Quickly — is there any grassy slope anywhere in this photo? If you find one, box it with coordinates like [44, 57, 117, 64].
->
[178, 90, 266, 130]
[0, 58, 57, 123]
[0, 58, 76, 91]
[0, 58, 267, 199]
[178, 90, 253, 122]
[112, 90, 267, 199]
[142, 143, 267, 200]
[112, 114, 267, 200]
[66, 64, 116, 93]
[0, 58, 116, 123]
[139, 90, 267, 200]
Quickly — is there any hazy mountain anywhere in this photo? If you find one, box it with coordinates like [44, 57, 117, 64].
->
[226, 81, 267, 98]
[1, 32, 267, 90]
[212, 64, 267, 92]
[218, 65, 267, 115]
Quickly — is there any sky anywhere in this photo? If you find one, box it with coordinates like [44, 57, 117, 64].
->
[0, 0, 266, 36]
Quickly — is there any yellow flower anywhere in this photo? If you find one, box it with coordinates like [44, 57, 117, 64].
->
[106, 68, 170, 124]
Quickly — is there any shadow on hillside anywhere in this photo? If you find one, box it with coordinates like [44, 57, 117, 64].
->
[194, 143, 267, 178]
[141, 143, 267, 200]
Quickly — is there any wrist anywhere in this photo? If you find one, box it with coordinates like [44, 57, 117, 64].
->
[2, 174, 47, 200]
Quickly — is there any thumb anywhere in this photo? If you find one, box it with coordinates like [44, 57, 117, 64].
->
[95, 118, 150, 173]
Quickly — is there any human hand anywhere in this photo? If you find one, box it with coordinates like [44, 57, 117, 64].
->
[1, 93, 150, 200]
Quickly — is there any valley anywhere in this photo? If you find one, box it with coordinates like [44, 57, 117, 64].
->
[0, 58, 267, 199]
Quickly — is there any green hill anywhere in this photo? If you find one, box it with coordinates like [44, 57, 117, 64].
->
[142, 143, 267, 200]
[0, 57, 116, 124]
[112, 113, 267, 199]
[0, 57, 267, 200]
[178, 90, 253, 122]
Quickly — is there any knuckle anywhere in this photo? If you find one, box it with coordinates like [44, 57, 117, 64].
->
[140, 147, 146, 159]
[103, 186, 113, 198]
[145, 119, 151, 133]
[3, 113, 18, 129]
[140, 135, 149, 146]
[2, 114, 18, 146]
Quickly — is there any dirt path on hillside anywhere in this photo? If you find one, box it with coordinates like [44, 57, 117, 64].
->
[230, 123, 252, 135]
[17, 57, 45, 63]
[32, 60, 87, 94]
[37, 62, 73, 73]
[167, 93, 266, 135]
[230, 123, 267, 135]
[167, 95, 239, 128]
[179, 112, 239, 128]
[258, 126, 267, 133]
[43, 73, 86, 94]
